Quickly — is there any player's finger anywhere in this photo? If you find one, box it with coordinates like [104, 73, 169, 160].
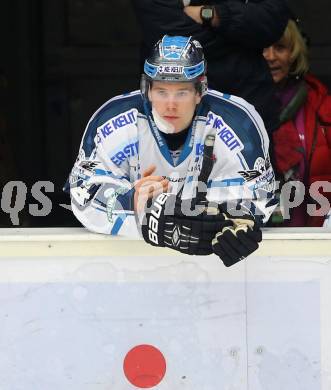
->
[142, 165, 156, 178]
[135, 191, 150, 214]
[154, 179, 169, 193]
[161, 178, 170, 192]
[137, 176, 166, 188]
[149, 180, 166, 194]
[150, 185, 166, 199]
[144, 175, 167, 182]
[145, 179, 169, 197]
[134, 176, 164, 193]
[137, 181, 160, 197]
[140, 178, 169, 190]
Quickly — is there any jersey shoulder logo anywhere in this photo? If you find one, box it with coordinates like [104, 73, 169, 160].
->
[97, 109, 137, 141]
[238, 169, 261, 182]
[206, 112, 243, 152]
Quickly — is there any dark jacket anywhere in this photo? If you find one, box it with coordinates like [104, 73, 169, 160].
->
[131, 0, 290, 132]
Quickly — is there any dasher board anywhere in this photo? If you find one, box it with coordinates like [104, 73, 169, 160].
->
[0, 228, 329, 389]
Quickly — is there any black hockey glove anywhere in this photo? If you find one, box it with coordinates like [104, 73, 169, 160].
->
[142, 193, 232, 256]
[212, 214, 262, 267]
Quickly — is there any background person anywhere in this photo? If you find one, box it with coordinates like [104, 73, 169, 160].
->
[263, 19, 331, 227]
[131, 0, 290, 133]
[68, 35, 276, 266]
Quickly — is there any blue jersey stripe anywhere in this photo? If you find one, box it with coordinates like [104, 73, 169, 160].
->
[111, 215, 127, 235]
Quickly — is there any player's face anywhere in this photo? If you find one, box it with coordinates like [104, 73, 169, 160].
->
[148, 81, 201, 132]
[263, 40, 292, 84]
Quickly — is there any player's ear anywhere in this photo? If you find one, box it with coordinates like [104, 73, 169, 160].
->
[195, 93, 202, 105]
[148, 86, 152, 102]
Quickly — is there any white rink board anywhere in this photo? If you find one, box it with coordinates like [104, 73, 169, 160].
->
[0, 228, 330, 390]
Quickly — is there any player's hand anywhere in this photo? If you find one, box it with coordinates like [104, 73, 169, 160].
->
[212, 214, 262, 267]
[142, 193, 232, 255]
[134, 165, 169, 213]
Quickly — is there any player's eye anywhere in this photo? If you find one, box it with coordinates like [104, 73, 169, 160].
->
[176, 91, 190, 99]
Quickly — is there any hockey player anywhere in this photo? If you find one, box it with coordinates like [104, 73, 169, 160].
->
[68, 35, 276, 266]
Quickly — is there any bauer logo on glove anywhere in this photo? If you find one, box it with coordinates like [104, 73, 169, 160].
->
[147, 192, 172, 245]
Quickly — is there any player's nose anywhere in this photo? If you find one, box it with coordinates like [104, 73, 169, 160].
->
[166, 95, 177, 110]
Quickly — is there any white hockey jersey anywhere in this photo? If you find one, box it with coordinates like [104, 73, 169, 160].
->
[68, 89, 277, 236]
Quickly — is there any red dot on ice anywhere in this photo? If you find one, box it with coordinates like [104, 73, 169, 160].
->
[123, 344, 166, 388]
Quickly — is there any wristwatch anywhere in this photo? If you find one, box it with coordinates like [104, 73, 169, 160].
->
[200, 6, 214, 26]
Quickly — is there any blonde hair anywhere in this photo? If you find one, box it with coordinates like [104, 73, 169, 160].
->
[279, 19, 309, 76]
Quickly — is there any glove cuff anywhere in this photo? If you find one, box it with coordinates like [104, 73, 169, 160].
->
[228, 216, 255, 231]
[223, 209, 261, 228]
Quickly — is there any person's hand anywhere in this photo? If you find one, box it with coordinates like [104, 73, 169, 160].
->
[134, 165, 169, 213]
[183, 5, 203, 24]
[212, 214, 262, 267]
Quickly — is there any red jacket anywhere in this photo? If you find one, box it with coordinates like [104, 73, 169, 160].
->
[273, 74, 331, 226]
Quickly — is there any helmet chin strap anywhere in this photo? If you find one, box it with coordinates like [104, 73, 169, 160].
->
[152, 108, 176, 134]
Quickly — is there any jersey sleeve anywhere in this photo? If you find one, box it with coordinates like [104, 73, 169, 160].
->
[205, 92, 278, 225]
[69, 105, 140, 237]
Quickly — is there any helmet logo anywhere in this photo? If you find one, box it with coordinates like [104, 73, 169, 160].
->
[163, 45, 184, 60]
[158, 65, 184, 74]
